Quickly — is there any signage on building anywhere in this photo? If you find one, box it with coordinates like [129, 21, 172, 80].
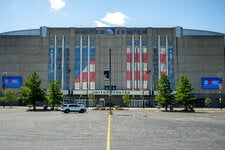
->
[104, 69, 110, 80]
[75, 28, 147, 35]
[2, 76, 22, 88]
[70, 89, 149, 95]
[201, 77, 221, 89]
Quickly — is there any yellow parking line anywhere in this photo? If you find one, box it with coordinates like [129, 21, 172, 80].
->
[106, 114, 111, 150]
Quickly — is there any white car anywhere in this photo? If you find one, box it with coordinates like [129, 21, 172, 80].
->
[61, 104, 87, 113]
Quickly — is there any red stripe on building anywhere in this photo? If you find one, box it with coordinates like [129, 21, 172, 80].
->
[75, 77, 80, 82]
[126, 53, 131, 62]
[134, 71, 140, 80]
[160, 54, 166, 64]
[90, 58, 96, 64]
[90, 72, 95, 82]
[142, 53, 147, 63]
[126, 71, 131, 80]
[134, 53, 140, 62]
[143, 71, 148, 80]
[81, 72, 95, 82]
[82, 72, 88, 82]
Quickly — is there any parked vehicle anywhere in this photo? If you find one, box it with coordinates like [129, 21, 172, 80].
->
[61, 104, 87, 113]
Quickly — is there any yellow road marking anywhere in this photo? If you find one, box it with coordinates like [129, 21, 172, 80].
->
[106, 114, 111, 150]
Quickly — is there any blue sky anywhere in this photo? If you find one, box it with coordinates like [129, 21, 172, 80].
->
[0, 0, 225, 33]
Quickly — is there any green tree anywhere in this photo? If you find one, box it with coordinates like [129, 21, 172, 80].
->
[20, 86, 31, 104]
[155, 74, 174, 111]
[20, 72, 45, 111]
[175, 75, 196, 111]
[46, 80, 63, 110]
[122, 93, 131, 107]
[204, 98, 212, 109]
[0, 89, 18, 108]
[88, 93, 96, 105]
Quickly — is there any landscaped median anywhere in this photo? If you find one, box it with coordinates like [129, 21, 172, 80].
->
[26, 105, 61, 111]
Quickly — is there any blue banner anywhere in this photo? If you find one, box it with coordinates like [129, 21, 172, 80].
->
[2, 76, 22, 88]
[168, 48, 174, 90]
[48, 48, 54, 80]
[201, 78, 221, 89]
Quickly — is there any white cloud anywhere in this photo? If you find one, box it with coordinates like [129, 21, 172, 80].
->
[101, 12, 129, 26]
[94, 21, 110, 27]
[94, 12, 129, 27]
[49, 0, 66, 11]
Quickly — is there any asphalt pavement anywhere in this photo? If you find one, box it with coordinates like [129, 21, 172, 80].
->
[0, 107, 224, 150]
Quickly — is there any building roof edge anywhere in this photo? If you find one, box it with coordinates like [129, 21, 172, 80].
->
[183, 29, 224, 36]
[0, 29, 40, 36]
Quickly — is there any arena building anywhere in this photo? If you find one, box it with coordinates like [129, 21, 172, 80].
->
[0, 26, 224, 107]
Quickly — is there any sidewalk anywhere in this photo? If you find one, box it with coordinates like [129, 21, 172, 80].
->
[87, 106, 225, 112]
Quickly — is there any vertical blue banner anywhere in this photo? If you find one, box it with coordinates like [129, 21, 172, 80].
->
[63, 48, 69, 90]
[82, 47, 88, 71]
[74, 48, 80, 80]
[168, 48, 174, 90]
[48, 48, 54, 80]
[56, 48, 62, 82]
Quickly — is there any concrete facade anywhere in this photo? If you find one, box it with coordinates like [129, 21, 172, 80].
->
[0, 27, 224, 107]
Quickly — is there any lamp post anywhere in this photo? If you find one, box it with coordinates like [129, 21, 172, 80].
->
[142, 70, 151, 108]
[150, 67, 155, 107]
[67, 69, 71, 104]
[109, 49, 112, 115]
[2, 72, 7, 90]
[217, 72, 223, 110]
[142, 71, 144, 109]
[86, 69, 89, 108]
[219, 80, 222, 110]
[2, 72, 7, 108]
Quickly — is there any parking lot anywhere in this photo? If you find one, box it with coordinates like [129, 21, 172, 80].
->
[0, 107, 225, 150]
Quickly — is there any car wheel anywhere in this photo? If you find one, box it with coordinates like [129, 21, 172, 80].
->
[65, 109, 70, 113]
[79, 109, 84, 113]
